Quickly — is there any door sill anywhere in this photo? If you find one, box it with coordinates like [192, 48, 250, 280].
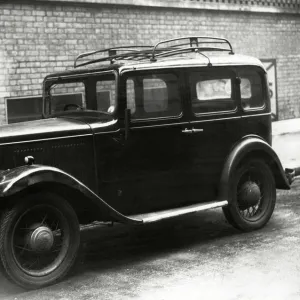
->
[128, 200, 228, 224]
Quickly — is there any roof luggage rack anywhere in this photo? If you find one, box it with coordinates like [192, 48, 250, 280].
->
[74, 36, 234, 68]
[150, 36, 234, 62]
[74, 45, 153, 68]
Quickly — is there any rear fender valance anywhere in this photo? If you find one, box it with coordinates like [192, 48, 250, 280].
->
[218, 136, 290, 202]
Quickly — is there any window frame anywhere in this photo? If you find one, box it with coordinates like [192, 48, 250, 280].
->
[122, 69, 184, 124]
[236, 66, 267, 113]
[187, 67, 238, 117]
[43, 70, 119, 117]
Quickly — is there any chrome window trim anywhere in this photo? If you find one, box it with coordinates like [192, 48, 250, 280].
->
[193, 107, 238, 118]
[131, 121, 189, 130]
[242, 103, 266, 113]
[241, 112, 271, 118]
[130, 112, 184, 123]
[190, 111, 271, 124]
[130, 112, 271, 129]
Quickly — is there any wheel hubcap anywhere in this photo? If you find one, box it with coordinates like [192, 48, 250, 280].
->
[28, 226, 54, 252]
[238, 181, 261, 210]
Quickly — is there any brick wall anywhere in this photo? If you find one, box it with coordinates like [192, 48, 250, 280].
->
[0, 1, 299, 123]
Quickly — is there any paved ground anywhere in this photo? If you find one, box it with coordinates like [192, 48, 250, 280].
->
[0, 124, 299, 300]
[273, 131, 300, 170]
[1, 178, 299, 300]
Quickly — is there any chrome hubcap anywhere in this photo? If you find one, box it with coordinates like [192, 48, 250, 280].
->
[238, 181, 261, 210]
[29, 226, 54, 252]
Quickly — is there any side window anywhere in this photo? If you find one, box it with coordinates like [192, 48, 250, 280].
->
[50, 81, 85, 113]
[126, 79, 136, 114]
[190, 72, 235, 114]
[96, 78, 116, 113]
[239, 69, 264, 110]
[126, 73, 181, 119]
[143, 78, 168, 113]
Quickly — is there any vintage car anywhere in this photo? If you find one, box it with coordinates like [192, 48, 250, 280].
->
[0, 36, 295, 289]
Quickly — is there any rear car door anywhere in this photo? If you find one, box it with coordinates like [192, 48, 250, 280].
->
[237, 66, 272, 143]
[183, 67, 242, 202]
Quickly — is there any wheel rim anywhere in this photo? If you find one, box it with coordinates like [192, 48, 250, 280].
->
[236, 165, 271, 222]
[11, 204, 70, 277]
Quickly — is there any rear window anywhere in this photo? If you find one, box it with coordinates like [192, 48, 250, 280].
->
[238, 68, 264, 110]
[190, 71, 236, 114]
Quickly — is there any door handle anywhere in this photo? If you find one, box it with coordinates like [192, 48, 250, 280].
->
[182, 128, 193, 134]
[181, 128, 204, 134]
[192, 128, 204, 133]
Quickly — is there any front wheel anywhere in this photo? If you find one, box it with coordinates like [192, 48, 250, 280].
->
[223, 159, 276, 231]
[0, 192, 80, 289]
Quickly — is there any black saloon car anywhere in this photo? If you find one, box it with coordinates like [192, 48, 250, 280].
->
[0, 36, 294, 289]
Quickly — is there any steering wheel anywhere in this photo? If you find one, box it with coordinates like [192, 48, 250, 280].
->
[63, 104, 83, 111]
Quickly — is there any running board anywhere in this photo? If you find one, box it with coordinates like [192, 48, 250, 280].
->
[128, 200, 228, 224]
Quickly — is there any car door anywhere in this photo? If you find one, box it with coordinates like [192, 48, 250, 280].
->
[237, 66, 272, 143]
[182, 67, 242, 203]
[111, 69, 193, 215]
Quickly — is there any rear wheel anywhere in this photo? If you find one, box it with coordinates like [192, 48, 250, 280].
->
[223, 159, 276, 231]
[0, 192, 80, 289]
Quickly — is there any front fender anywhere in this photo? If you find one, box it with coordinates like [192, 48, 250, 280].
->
[218, 136, 290, 202]
[0, 165, 142, 225]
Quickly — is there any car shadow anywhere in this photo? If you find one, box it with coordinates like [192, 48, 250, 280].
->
[74, 209, 240, 273]
[1, 207, 282, 297]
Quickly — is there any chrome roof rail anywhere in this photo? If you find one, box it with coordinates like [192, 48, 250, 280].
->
[73, 36, 234, 68]
[150, 36, 234, 62]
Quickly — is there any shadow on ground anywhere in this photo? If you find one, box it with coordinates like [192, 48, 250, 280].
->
[1, 179, 299, 298]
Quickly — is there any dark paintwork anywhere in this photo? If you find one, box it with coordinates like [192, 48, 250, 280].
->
[0, 55, 290, 224]
[0, 165, 141, 224]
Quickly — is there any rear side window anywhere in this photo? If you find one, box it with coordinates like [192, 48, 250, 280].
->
[190, 71, 236, 114]
[126, 73, 181, 120]
[238, 69, 264, 110]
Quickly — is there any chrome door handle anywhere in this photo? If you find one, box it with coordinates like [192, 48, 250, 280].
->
[182, 128, 193, 134]
[182, 128, 204, 134]
[192, 128, 204, 133]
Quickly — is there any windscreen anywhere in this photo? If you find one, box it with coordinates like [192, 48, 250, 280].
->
[44, 73, 116, 116]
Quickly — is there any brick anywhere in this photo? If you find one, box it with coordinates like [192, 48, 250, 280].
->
[0, 2, 299, 123]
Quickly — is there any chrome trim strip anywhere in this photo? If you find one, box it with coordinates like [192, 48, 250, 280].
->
[131, 200, 228, 223]
[190, 116, 240, 124]
[0, 133, 93, 146]
[241, 112, 271, 118]
[131, 113, 183, 123]
[131, 121, 189, 130]
[189, 112, 271, 124]
[193, 107, 238, 117]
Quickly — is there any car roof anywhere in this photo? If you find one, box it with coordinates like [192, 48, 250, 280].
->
[45, 53, 265, 80]
[119, 53, 266, 73]
[44, 36, 266, 79]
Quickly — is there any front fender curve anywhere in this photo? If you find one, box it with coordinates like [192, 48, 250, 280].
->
[0, 165, 142, 225]
[218, 136, 290, 203]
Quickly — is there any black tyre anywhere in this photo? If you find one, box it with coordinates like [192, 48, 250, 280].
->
[223, 159, 276, 231]
[0, 192, 80, 289]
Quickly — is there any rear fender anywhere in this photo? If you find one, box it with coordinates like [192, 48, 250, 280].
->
[0, 165, 142, 225]
[218, 136, 290, 203]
